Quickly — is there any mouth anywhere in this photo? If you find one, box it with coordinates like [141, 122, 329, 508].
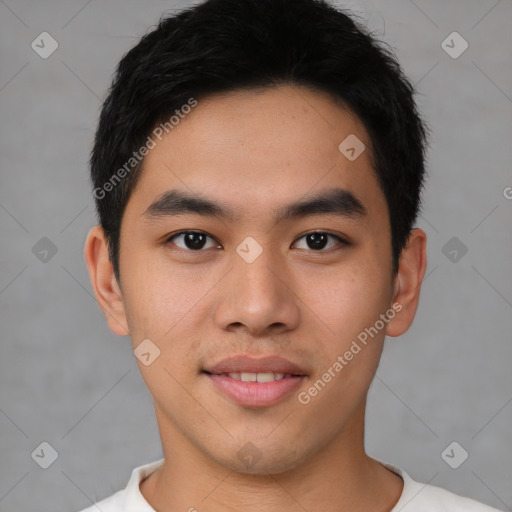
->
[202, 355, 308, 408]
[203, 371, 302, 382]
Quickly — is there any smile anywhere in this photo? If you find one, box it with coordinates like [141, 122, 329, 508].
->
[204, 372, 305, 407]
[219, 371, 292, 382]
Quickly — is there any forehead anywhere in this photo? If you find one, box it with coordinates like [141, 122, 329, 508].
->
[125, 84, 386, 222]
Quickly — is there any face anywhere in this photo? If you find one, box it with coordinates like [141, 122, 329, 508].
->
[89, 84, 420, 475]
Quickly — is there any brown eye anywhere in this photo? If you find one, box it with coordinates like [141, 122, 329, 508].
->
[293, 232, 346, 251]
[167, 231, 219, 251]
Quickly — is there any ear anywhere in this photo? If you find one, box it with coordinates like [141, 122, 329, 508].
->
[385, 228, 427, 337]
[84, 225, 129, 336]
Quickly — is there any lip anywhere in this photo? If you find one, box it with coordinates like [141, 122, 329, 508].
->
[202, 355, 308, 408]
[203, 355, 308, 375]
[205, 373, 306, 408]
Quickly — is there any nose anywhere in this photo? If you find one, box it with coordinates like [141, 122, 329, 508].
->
[213, 243, 300, 337]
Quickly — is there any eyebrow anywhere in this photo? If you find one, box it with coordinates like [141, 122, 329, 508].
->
[142, 187, 367, 223]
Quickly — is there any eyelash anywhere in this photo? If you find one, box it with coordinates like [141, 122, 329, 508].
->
[164, 230, 348, 253]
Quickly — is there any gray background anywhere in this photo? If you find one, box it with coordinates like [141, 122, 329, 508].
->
[1, 0, 511, 511]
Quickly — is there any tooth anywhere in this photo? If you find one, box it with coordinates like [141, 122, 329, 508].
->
[274, 373, 284, 380]
[240, 372, 257, 382]
[228, 372, 241, 380]
[256, 372, 275, 383]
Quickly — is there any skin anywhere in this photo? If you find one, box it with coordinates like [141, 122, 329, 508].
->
[84, 84, 427, 512]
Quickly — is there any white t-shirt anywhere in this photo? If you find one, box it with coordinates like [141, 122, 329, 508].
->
[77, 458, 503, 512]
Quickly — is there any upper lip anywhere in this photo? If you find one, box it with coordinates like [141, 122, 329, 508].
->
[203, 355, 308, 376]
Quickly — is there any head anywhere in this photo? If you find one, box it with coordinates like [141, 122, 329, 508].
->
[85, 0, 428, 474]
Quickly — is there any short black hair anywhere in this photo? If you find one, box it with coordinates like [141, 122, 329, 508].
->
[90, 0, 428, 284]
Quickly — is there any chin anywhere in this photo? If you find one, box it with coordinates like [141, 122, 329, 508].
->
[208, 438, 307, 476]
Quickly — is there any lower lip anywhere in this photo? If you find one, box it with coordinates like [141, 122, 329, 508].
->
[204, 373, 305, 408]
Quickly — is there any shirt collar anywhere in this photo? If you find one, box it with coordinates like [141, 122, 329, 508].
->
[122, 458, 415, 512]
[124, 458, 165, 512]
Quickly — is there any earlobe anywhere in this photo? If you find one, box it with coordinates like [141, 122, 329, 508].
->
[84, 225, 130, 336]
[386, 228, 427, 338]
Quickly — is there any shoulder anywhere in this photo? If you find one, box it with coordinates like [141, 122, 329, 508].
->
[75, 458, 164, 512]
[385, 462, 503, 512]
[401, 483, 503, 511]
[76, 489, 125, 512]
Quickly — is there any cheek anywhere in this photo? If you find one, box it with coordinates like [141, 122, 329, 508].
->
[299, 265, 389, 408]
[122, 255, 217, 396]
[298, 259, 392, 402]
[122, 247, 206, 339]
[302, 257, 391, 339]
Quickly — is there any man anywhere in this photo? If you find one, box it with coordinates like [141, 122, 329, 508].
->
[81, 0, 501, 510]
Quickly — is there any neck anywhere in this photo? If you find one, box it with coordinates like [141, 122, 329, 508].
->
[140, 401, 403, 512]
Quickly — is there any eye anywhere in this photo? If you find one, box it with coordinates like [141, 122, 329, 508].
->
[166, 231, 220, 251]
[165, 230, 347, 252]
[293, 231, 347, 251]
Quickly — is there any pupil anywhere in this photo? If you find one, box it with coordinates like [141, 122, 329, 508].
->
[308, 233, 327, 250]
[185, 232, 206, 250]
